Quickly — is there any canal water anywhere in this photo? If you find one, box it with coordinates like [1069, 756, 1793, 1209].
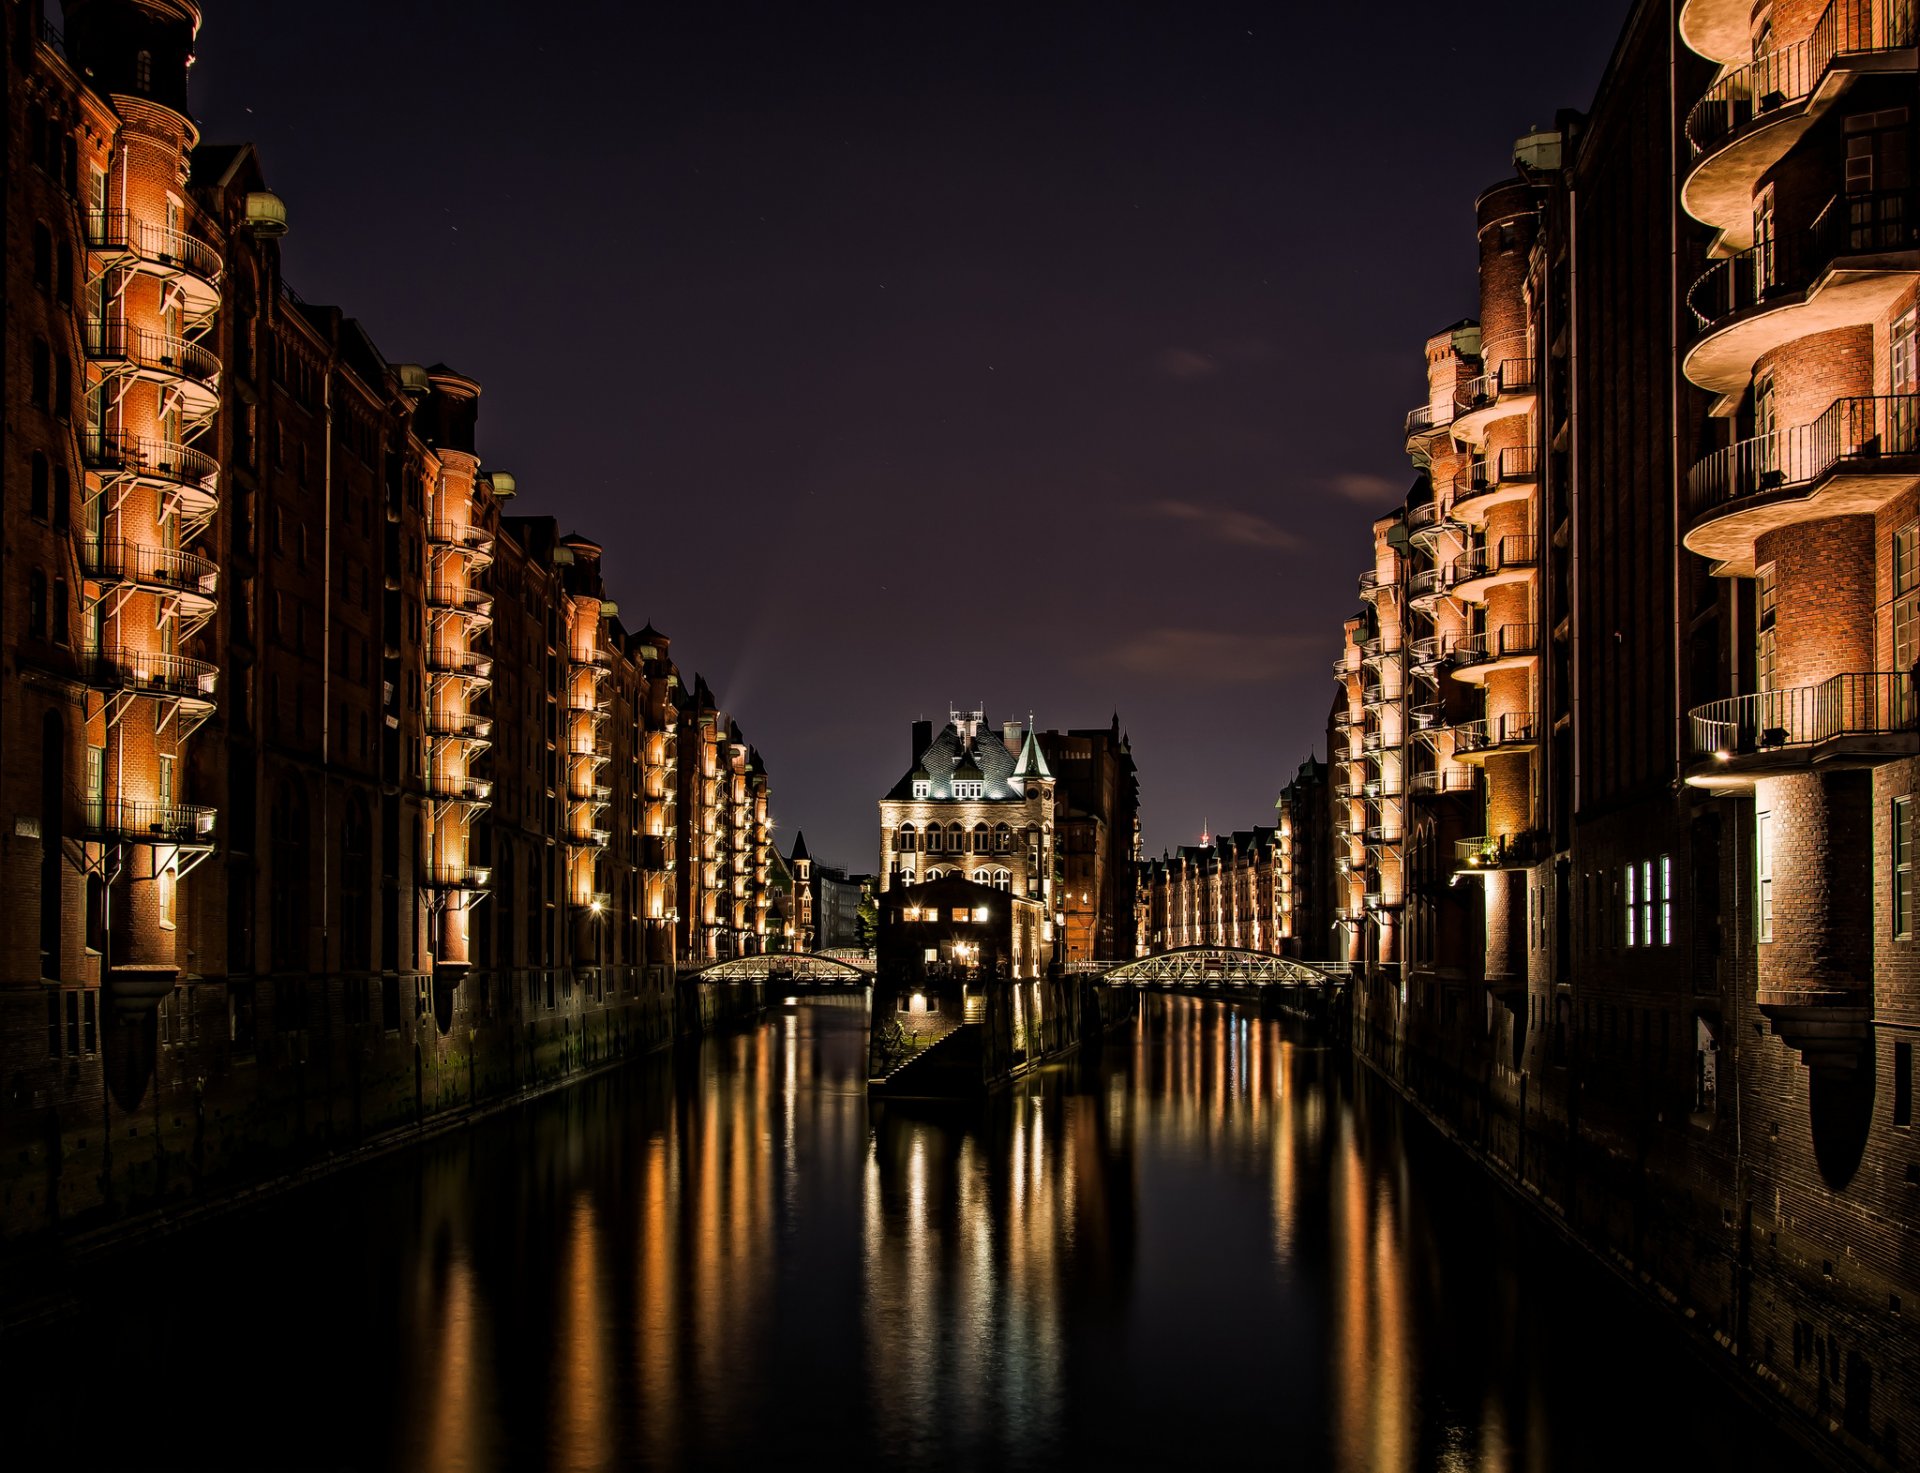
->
[5, 995, 1795, 1471]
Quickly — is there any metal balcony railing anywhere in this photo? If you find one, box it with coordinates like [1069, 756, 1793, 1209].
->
[80, 431, 219, 492]
[1408, 636, 1451, 667]
[571, 781, 614, 804]
[426, 710, 492, 740]
[1455, 831, 1545, 869]
[1411, 767, 1476, 796]
[1358, 567, 1394, 597]
[1406, 501, 1444, 533]
[1404, 402, 1454, 439]
[1689, 671, 1916, 755]
[1455, 357, 1538, 414]
[80, 538, 218, 596]
[426, 582, 492, 615]
[426, 519, 493, 553]
[1453, 712, 1539, 753]
[424, 863, 492, 889]
[428, 647, 492, 679]
[82, 646, 217, 699]
[570, 644, 612, 669]
[1690, 190, 1918, 335]
[425, 775, 492, 803]
[84, 323, 220, 385]
[1454, 623, 1540, 665]
[80, 797, 216, 845]
[1688, 395, 1920, 519]
[1410, 566, 1450, 600]
[1687, 0, 1918, 155]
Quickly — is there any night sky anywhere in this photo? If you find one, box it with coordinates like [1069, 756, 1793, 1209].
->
[182, 0, 1624, 873]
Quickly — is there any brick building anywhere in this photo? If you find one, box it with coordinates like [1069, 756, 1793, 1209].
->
[1320, 0, 1920, 1463]
[1036, 716, 1140, 962]
[1, 0, 773, 1239]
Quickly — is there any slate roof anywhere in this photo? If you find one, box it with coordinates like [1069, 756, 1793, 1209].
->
[884, 723, 1025, 802]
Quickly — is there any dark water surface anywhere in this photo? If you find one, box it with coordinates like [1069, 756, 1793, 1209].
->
[6, 995, 1795, 1471]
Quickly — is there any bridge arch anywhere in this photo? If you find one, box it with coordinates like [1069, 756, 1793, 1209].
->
[1099, 947, 1342, 987]
[683, 953, 873, 984]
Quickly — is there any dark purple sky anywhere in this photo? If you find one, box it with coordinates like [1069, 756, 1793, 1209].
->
[184, 0, 1623, 873]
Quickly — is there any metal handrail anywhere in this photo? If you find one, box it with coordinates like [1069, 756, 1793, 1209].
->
[1688, 671, 1916, 754]
[1411, 767, 1476, 795]
[425, 519, 492, 551]
[425, 775, 492, 803]
[80, 538, 218, 595]
[1408, 635, 1452, 666]
[424, 863, 492, 888]
[84, 324, 220, 384]
[1405, 402, 1453, 438]
[428, 647, 492, 678]
[1455, 831, 1543, 868]
[1453, 712, 1539, 751]
[1454, 623, 1540, 664]
[570, 644, 612, 669]
[1690, 189, 1917, 336]
[80, 430, 219, 490]
[1686, 0, 1918, 155]
[1688, 394, 1920, 517]
[81, 646, 217, 698]
[1455, 357, 1538, 413]
[426, 581, 491, 614]
[1410, 566, 1450, 599]
[80, 797, 216, 845]
[426, 711, 492, 739]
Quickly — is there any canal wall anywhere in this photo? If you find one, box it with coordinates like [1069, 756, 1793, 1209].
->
[1346, 982, 1905, 1473]
[0, 965, 765, 1256]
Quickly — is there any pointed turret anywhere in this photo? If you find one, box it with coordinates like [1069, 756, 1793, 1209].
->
[1012, 727, 1052, 781]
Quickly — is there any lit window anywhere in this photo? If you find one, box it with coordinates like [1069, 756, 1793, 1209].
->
[134, 50, 152, 91]
[1893, 307, 1917, 395]
[1896, 797, 1914, 941]
[1639, 860, 1654, 950]
[1659, 854, 1672, 946]
[1756, 810, 1773, 942]
[1625, 863, 1637, 948]
[1755, 565, 1778, 695]
[1896, 525, 1919, 727]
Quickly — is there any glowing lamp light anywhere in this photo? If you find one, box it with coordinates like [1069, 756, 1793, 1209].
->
[1713, 749, 1731, 762]
[590, 898, 604, 915]
[973, 906, 989, 923]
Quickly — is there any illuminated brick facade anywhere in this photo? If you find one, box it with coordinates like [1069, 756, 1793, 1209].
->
[0, 0, 771, 1238]
[1325, 2, 1920, 1462]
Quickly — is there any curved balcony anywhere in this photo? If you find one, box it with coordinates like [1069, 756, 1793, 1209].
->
[427, 581, 493, 619]
[1407, 635, 1453, 671]
[1449, 535, 1540, 602]
[79, 796, 216, 847]
[1410, 766, 1476, 797]
[1451, 357, 1538, 443]
[1408, 701, 1446, 734]
[80, 538, 219, 607]
[426, 710, 493, 744]
[427, 647, 493, 682]
[571, 780, 613, 806]
[85, 324, 221, 421]
[1452, 446, 1538, 525]
[1686, 671, 1918, 786]
[1361, 726, 1387, 753]
[568, 733, 612, 761]
[1682, 4, 1918, 250]
[1332, 655, 1358, 681]
[82, 432, 221, 526]
[1451, 712, 1539, 763]
[1450, 623, 1540, 684]
[424, 862, 492, 891]
[426, 519, 494, 567]
[82, 646, 218, 704]
[1404, 400, 1455, 451]
[1455, 831, 1546, 872]
[1684, 394, 1920, 573]
[86, 212, 223, 321]
[1687, 192, 1919, 404]
[424, 773, 493, 804]
[1358, 566, 1397, 599]
[570, 643, 613, 671]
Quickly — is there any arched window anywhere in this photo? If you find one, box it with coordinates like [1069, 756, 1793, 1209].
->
[947, 823, 965, 853]
[134, 50, 153, 92]
[925, 826, 941, 853]
[991, 869, 1011, 892]
[895, 823, 916, 853]
[924, 867, 944, 883]
[995, 823, 1012, 852]
[971, 823, 989, 854]
[898, 869, 915, 886]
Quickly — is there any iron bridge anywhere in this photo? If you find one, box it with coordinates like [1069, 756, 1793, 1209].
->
[683, 953, 873, 987]
[1078, 947, 1349, 991]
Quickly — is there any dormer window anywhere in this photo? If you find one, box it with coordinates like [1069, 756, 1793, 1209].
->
[912, 779, 930, 799]
[953, 781, 982, 800]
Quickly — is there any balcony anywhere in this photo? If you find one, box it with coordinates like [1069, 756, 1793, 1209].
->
[1686, 671, 1918, 784]
[81, 433, 221, 526]
[424, 774, 493, 804]
[80, 539, 218, 604]
[1332, 655, 1357, 681]
[82, 646, 218, 702]
[1685, 191, 1919, 402]
[86, 324, 221, 424]
[427, 647, 493, 681]
[1451, 356, 1538, 443]
[1407, 701, 1446, 733]
[426, 581, 493, 618]
[1451, 624, 1540, 684]
[571, 781, 614, 805]
[86, 211, 223, 321]
[1451, 712, 1539, 762]
[1453, 446, 1538, 522]
[1682, 2, 1919, 250]
[424, 863, 492, 891]
[1358, 566, 1397, 598]
[1404, 401, 1455, 452]
[426, 710, 493, 743]
[1684, 394, 1920, 573]
[1407, 635, 1452, 670]
[1454, 831, 1546, 872]
[1449, 535, 1539, 602]
[1364, 823, 1403, 845]
[573, 826, 612, 850]
[1361, 726, 1387, 753]
[1408, 565, 1451, 607]
[426, 519, 494, 565]
[1410, 766, 1476, 797]
[570, 643, 613, 670]
[79, 797, 216, 847]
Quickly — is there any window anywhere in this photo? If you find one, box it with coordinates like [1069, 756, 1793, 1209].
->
[1895, 308, 1917, 395]
[1896, 529, 1919, 731]
[1756, 809, 1774, 942]
[1755, 564, 1778, 695]
[1896, 1042, 1913, 1128]
[1625, 863, 1638, 947]
[1897, 797, 1914, 941]
[135, 49, 152, 91]
[1660, 854, 1673, 946]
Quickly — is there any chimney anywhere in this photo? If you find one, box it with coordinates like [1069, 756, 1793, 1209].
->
[911, 719, 932, 764]
[1003, 720, 1024, 757]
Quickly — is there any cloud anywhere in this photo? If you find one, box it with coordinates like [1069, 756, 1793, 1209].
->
[1145, 498, 1298, 551]
[1089, 628, 1324, 685]
[1154, 347, 1219, 380]
[1326, 471, 1403, 504]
